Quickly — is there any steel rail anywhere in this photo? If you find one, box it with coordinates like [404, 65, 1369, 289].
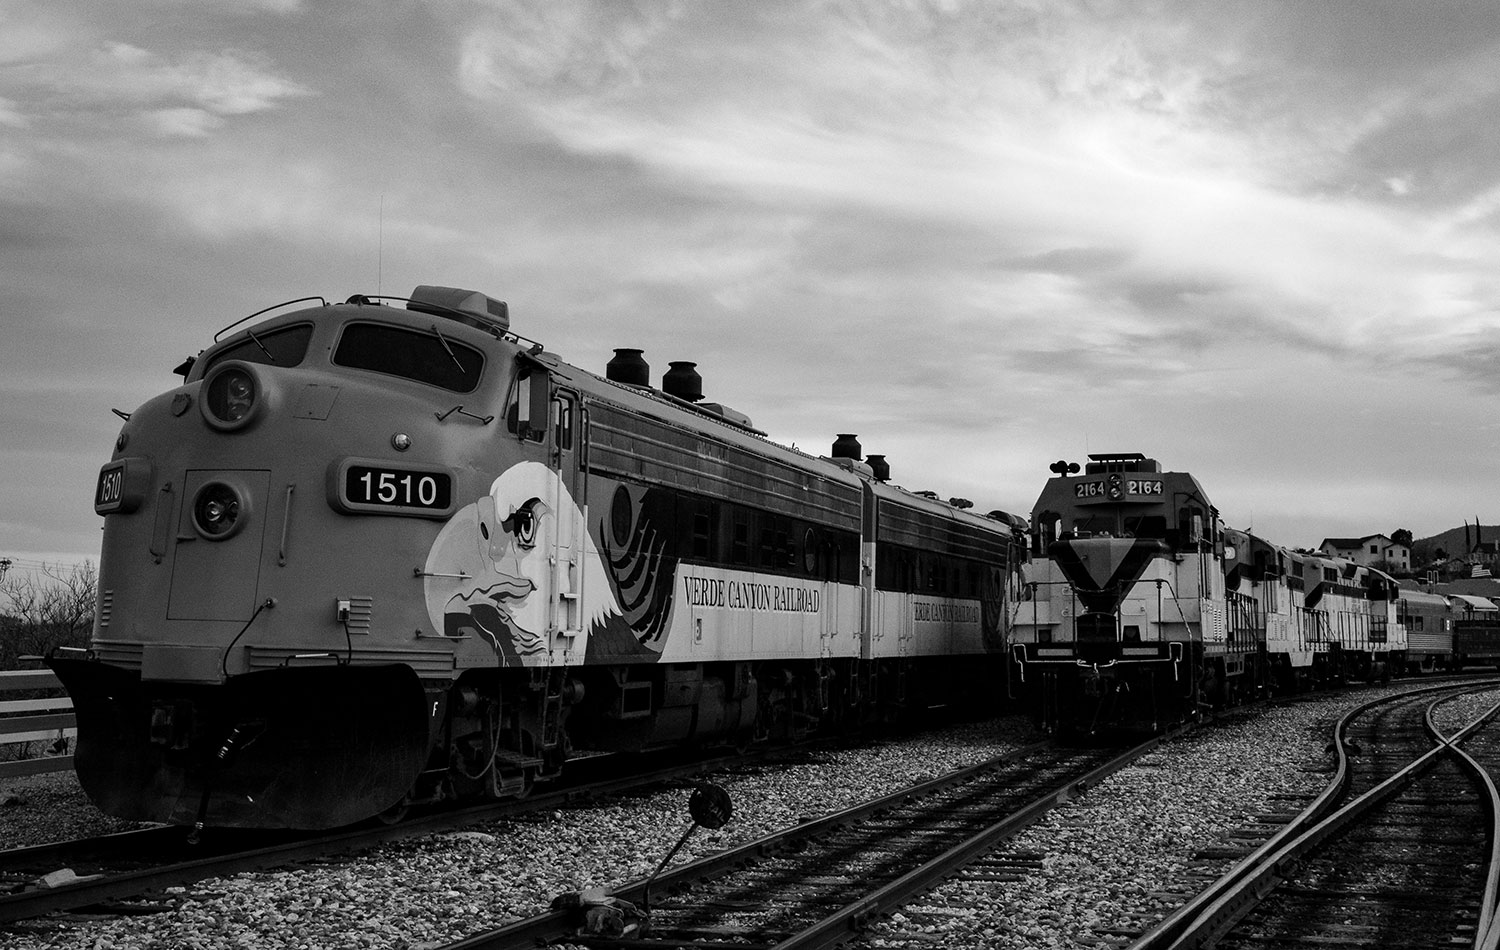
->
[1449, 703, 1500, 950]
[764, 737, 1162, 950]
[1141, 683, 1500, 950]
[1128, 679, 1500, 950]
[436, 738, 1160, 950]
[0, 744, 784, 923]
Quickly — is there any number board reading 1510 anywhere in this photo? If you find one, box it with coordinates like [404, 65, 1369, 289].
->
[342, 464, 454, 515]
[1075, 479, 1164, 498]
[96, 465, 125, 510]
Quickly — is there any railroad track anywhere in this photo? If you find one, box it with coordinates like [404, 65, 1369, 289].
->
[1131, 679, 1500, 950]
[430, 737, 1161, 950]
[0, 745, 797, 924]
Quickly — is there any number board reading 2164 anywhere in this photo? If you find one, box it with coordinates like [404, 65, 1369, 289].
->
[1074, 479, 1163, 499]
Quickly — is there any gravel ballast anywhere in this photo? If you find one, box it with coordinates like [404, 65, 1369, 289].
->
[2, 684, 1480, 950]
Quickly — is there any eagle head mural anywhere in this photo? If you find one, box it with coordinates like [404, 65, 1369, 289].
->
[422, 462, 667, 664]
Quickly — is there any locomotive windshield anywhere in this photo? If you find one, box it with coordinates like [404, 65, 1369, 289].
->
[204, 323, 315, 372]
[1066, 512, 1169, 540]
[333, 321, 484, 393]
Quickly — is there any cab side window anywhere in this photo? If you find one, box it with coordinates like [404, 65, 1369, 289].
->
[505, 367, 547, 442]
[553, 395, 574, 451]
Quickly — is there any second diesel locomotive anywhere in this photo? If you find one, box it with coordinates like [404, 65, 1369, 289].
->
[57, 285, 1025, 830]
[1008, 453, 1405, 733]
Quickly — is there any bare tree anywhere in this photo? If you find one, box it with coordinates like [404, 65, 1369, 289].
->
[0, 561, 97, 670]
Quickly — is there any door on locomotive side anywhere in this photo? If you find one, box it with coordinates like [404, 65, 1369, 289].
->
[498, 359, 594, 663]
[547, 387, 586, 646]
[425, 356, 595, 668]
[859, 480, 878, 662]
[817, 523, 838, 661]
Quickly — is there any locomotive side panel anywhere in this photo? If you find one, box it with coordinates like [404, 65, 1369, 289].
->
[870, 493, 1013, 659]
[580, 398, 865, 666]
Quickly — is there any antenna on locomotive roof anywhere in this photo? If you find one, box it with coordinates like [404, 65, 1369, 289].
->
[378, 194, 384, 295]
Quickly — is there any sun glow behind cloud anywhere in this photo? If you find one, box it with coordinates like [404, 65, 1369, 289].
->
[453, 2, 1498, 364]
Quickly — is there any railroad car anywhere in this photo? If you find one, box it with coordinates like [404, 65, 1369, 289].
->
[1451, 594, 1500, 668]
[54, 286, 1024, 830]
[1007, 454, 1403, 733]
[1396, 589, 1454, 673]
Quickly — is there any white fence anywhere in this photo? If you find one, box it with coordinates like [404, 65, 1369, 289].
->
[0, 669, 75, 779]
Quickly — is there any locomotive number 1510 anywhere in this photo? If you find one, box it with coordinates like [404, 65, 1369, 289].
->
[335, 460, 455, 517]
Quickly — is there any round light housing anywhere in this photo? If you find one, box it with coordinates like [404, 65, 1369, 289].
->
[192, 481, 246, 540]
[392, 433, 412, 451]
[200, 362, 263, 431]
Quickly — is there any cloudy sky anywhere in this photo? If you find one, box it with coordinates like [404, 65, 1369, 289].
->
[5, 0, 1500, 574]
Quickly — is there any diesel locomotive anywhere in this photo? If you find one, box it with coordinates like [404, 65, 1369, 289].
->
[58, 286, 1025, 830]
[1008, 453, 1409, 733]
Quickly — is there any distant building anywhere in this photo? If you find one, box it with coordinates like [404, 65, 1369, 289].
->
[1320, 534, 1411, 572]
[1471, 541, 1500, 574]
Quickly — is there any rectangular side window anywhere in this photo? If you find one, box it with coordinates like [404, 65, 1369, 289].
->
[505, 368, 546, 442]
[553, 396, 574, 450]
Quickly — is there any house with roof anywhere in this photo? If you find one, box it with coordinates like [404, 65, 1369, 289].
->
[1320, 534, 1410, 572]
[1470, 541, 1500, 574]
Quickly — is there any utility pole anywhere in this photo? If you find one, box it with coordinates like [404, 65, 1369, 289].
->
[0, 558, 10, 583]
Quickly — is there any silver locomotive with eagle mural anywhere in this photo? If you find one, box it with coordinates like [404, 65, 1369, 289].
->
[58, 286, 1025, 830]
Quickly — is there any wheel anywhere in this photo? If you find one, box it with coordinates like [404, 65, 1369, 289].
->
[375, 798, 410, 825]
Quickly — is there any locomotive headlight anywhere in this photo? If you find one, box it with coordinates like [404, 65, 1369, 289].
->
[193, 481, 247, 539]
[200, 362, 264, 431]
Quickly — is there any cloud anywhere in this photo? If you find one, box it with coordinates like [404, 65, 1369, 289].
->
[9, 0, 1500, 558]
[0, 1, 75, 65]
[88, 42, 312, 120]
[445, 0, 1500, 382]
[161, 0, 304, 11]
[1002, 247, 1134, 276]
[147, 107, 225, 138]
[0, 96, 26, 127]
[1, 36, 311, 138]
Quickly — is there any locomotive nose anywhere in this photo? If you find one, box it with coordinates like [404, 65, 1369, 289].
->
[1046, 536, 1169, 612]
